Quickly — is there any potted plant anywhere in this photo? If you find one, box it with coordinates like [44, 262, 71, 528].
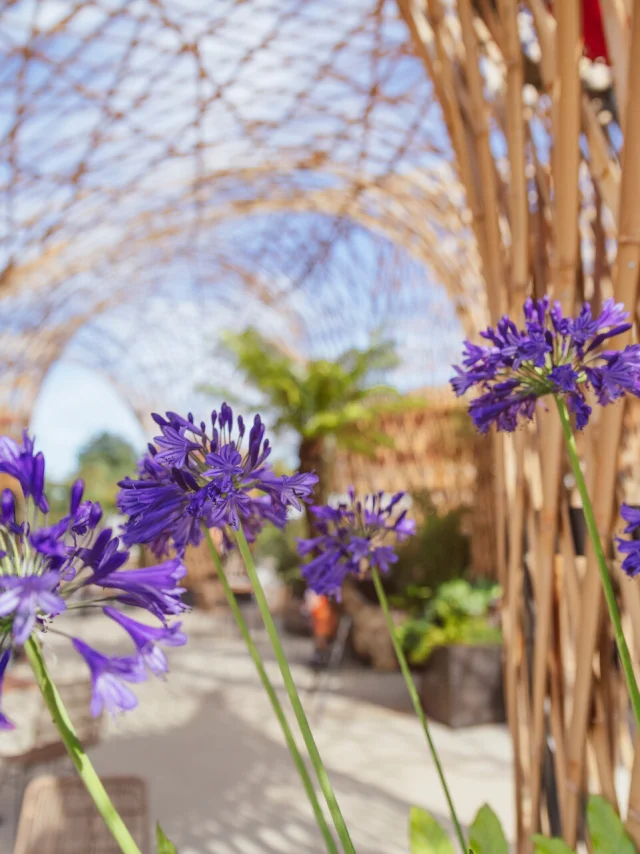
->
[400, 579, 504, 728]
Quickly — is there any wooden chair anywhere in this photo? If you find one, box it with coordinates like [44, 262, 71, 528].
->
[13, 775, 150, 854]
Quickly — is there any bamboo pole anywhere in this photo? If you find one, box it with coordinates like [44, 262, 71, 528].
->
[559, 499, 582, 637]
[505, 432, 527, 846]
[627, 748, 640, 846]
[591, 627, 619, 810]
[563, 2, 640, 844]
[551, 1, 582, 313]
[529, 2, 583, 832]
[548, 559, 568, 827]
[421, 0, 494, 312]
[581, 94, 621, 222]
[497, 0, 529, 307]
[455, 3, 509, 677]
[618, 566, 640, 845]
[457, 0, 505, 317]
[527, 0, 556, 92]
[599, 0, 630, 128]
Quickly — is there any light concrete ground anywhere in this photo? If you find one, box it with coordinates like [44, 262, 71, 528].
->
[0, 609, 515, 852]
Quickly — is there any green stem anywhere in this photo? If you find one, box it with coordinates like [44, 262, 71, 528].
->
[235, 526, 356, 854]
[24, 636, 142, 854]
[203, 529, 338, 854]
[370, 567, 467, 854]
[555, 396, 640, 732]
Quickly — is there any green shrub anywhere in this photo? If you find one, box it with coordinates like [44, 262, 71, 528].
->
[400, 579, 502, 665]
[389, 490, 470, 613]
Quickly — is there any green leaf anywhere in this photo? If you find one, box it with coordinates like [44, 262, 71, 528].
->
[156, 823, 178, 854]
[587, 795, 636, 854]
[531, 835, 575, 854]
[408, 807, 455, 853]
[468, 804, 508, 854]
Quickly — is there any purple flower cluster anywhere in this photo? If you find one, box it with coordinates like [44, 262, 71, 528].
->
[450, 298, 640, 433]
[0, 433, 187, 726]
[297, 489, 416, 598]
[117, 404, 317, 557]
[617, 504, 640, 577]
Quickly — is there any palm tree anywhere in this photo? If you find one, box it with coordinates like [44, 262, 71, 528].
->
[201, 328, 418, 514]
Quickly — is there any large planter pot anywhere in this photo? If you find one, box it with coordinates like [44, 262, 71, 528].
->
[420, 643, 506, 728]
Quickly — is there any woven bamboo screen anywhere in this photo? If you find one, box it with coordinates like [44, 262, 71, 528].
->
[396, 0, 640, 849]
[331, 387, 497, 576]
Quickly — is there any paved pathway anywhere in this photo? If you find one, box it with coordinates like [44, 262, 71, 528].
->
[0, 610, 515, 852]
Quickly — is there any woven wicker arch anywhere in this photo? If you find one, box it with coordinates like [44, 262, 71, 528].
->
[0, 0, 488, 423]
[1, 186, 481, 432]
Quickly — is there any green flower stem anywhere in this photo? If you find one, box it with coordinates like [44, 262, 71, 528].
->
[370, 567, 467, 854]
[555, 396, 640, 732]
[202, 528, 338, 854]
[24, 636, 142, 854]
[234, 525, 356, 854]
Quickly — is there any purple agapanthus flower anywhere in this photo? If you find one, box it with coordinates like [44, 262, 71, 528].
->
[72, 639, 147, 717]
[0, 651, 15, 730]
[617, 504, 640, 577]
[118, 456, 202, 558]
[451, 297, 640, 433]
[93, 559, 188, 620]
[0, 432, 188, 724]
[0, 432, 48, 512]
[297, 488, 416, 598]
[104, 607, 187, 677]
[117, 403, 317, 557]
[0, 573, 66, 644]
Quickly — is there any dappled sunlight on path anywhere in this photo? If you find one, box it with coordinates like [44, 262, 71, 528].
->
[0, 610, 513, 852]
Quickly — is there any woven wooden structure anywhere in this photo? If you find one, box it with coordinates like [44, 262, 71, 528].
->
[332, 388, 475, 508]
[396, 1, 640, 850]
[331, 386, 497, 576]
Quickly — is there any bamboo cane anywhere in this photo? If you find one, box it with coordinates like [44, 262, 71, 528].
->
[599, 0, 630, 128]
[497, 0, 529, 307]
[563, 2, 640, 843]
[527, 0, 557, 91]
[504, 432, 527, 846]
[529, 2, 582, 833]
[457, 0, 505, 317]
[617, 564, 640, 845]
[454, 4, 511, 687]
[581, 94, 621, 222]
[422, 0, 495, 314]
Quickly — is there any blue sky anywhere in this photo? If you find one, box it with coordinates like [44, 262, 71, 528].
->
[31, 361, 146, 481]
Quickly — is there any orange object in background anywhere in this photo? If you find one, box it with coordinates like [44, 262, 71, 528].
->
[308, 593, 338, 641]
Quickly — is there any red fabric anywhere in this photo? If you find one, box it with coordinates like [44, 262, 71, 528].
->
[545, 0, 610, 64]
[582, 0, 609, 62]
